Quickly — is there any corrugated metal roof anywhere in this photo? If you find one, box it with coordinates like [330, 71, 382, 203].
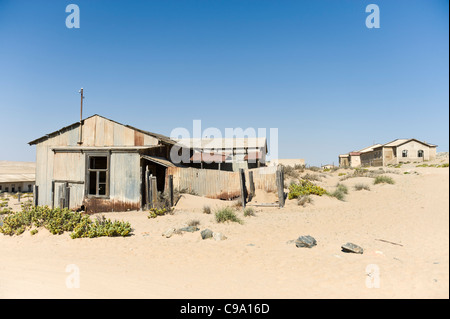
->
[28, 114, 177, 146]
[383, 139, 410, 147]
[358, 144, 383, 153]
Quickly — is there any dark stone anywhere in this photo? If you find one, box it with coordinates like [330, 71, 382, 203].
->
[341, 242, 364, 254]
[201, 229, 214, 239]
[295, 235, 317, 248]
[179, 226, 199, 232]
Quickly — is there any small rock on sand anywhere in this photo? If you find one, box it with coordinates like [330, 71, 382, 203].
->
[213, 232, 227, 241]
[201, 229, 214, 240]
[179, 226, 199, 232]
[341, 242, 364, 254]
[295, 235, 317, 248]
[162, 228, 176, 238]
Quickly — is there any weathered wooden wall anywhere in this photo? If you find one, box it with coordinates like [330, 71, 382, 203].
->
[166, 166, 277, 199]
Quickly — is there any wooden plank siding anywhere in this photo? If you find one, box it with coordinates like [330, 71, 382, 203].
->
[166, 166, 278, 200]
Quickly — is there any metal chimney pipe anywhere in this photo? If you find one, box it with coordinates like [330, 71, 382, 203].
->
[77, 88, 84, 145]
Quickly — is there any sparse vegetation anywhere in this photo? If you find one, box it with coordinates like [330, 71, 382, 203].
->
[215, 207, 243, 224]
[302, 173, 322, 182]
[354, 183, 370, 191]
[329, 189, 346, 201]
[328, 184, 348, 201]
[243, 207, 255, 217]
[416, 163, 449, 168]
[202, 205, 211, 214]
[148, 207, 172, 219]
[283, 165, 300, 179]
[187, 219, 200, 227]
[297, 195, 313, 207]
[374, 175, 395, 185]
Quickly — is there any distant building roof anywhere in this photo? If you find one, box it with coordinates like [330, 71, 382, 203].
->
[382, 138, 437, 148]
[358, 144, 383, 153]
[0, 161, 35, 183]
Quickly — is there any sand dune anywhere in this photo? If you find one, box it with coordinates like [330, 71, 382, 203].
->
[0, 161, 448, 299]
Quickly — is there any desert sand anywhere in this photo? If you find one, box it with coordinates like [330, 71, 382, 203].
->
[0, 158, 448, 299]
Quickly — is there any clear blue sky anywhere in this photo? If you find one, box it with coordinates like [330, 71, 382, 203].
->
[0, 0, 448, 165]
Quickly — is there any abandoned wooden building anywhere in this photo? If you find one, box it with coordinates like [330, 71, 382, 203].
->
[28, 114, 271, 213]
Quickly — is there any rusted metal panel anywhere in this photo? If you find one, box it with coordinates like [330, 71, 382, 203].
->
[134, 131, 144, 146]
[83, 197, 140, 214]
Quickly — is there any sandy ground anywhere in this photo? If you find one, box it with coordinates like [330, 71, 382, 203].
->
[0, 160, 448, 299]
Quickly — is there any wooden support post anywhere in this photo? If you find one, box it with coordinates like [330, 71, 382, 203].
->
[248, 171, 255, 199]
[33, 185, 39, 207]
[239, 168, 246, 208]
[65, 182, 70, 209]
[276, 166, 285, 208]
[145, 167, 150, 209]
[18, 193, 21, 203]
[59, 185, 64, 209]
[51, 181, 55, 209]
[168, 175, 174, 207]
[151, 176, 158, 207]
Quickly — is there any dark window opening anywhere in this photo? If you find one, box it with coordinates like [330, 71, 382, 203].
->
[87, 155, 109, 197]
[402, 150, 408, 158]
[418, 150, 424, 158]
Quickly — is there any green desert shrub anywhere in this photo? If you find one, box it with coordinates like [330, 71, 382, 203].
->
[215, 207, 243, 224]
[70, 215, 132, 239]
[374, 175, 395, 185]
[329, 189, 346, 201]
[288, 180, 327, 199]
[147, 207, 172, 219]
[0, 206, 132, 238]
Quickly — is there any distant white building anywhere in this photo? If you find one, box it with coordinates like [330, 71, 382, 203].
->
[339, 139, 438, 167]
[0, 161, 35, 193]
